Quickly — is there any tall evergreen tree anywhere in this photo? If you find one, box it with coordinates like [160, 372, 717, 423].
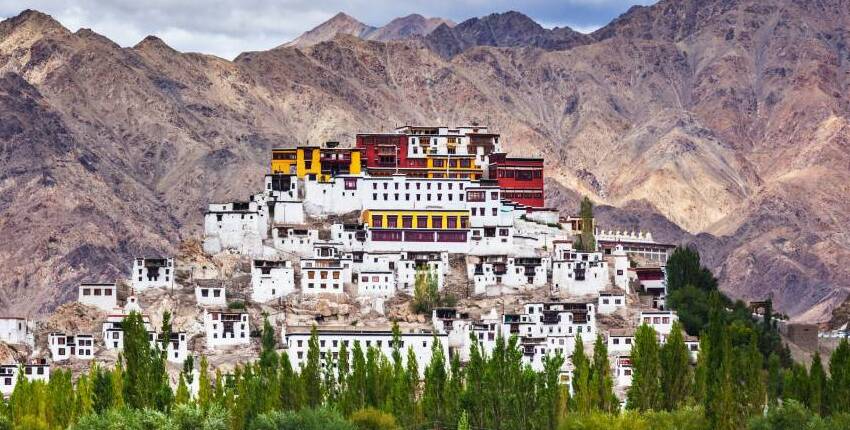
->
[259, 315, 278, 371]
[660, 322, 691, 410]
[570, 334, 592, 414]
[422, 337, 448, 428]
[627, 324, 661, 411]
[198, 355, 212, 410]
[122, 311, 156, 409]
[808, 352, 827, 415]
[828, 339, 850, 414]
[589, 334, 616, 412]
[577, 196, 595, 252]
[766, 353, 784, 406]
[279, 351, 302, 411]
[302, 326, 323, 407]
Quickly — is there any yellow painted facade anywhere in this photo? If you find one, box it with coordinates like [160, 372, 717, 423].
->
[425, 155, 481, 180]
[362, 209, 470, 229]
[271, 147, 362, 179]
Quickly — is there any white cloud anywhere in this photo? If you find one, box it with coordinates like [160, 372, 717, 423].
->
[2, 0, 653, 59]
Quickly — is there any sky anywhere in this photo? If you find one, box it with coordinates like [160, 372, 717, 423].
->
[2, 1, 655, 60]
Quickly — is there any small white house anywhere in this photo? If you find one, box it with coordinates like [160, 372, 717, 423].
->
[614, 356, 633, 389]
[598, 290, 627, 315]
[607, 329, 635, 355]
[300, 258, 353, 295]
[165, 332, 189, 364]
[0, 317, 33, 346]
[251, 259, 295, 302]
[204, 310, 250, 348]
[131, 257, 175, 291]
[78, 283, 118, 312]
[102, 314, 155, 350]
[1, 360, 50, 397]
[272, 226, 318, 257]
[47, 333, 95, 361]
[357, 271, 396, 298]
[639, 310, 678, 336]
[195, 283, 227, 307]
[551, 250, 609, 296]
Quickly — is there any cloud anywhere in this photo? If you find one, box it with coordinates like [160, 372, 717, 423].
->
[1, 0, 654, 59]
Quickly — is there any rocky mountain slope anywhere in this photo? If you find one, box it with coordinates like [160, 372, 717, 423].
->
[284, 12, 454, 48]
[1, 0, 849, 323]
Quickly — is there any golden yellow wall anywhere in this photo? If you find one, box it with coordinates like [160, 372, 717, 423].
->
[362, 209, 469, 229]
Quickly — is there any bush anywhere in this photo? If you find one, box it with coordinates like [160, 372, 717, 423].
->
[350, 408, 399, 430]
[249, 408, 354, 430]
[559, 407, 707, 430]
[227, 301, 246, 310]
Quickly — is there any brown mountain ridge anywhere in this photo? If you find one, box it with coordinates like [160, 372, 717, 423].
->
[1, 1, 849, 324]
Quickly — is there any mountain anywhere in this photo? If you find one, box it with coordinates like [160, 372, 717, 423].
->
[1, 1, 849, 324]
[285, 12, 454, 48]
[425, 11, 592, 57]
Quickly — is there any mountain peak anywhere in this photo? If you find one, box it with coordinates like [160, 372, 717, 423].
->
[133, 35, 177, 53]
[283, 12, 374, 48]
[1, 9, 68, 35]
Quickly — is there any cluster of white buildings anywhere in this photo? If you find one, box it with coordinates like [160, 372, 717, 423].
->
[1, 124, 692, 404]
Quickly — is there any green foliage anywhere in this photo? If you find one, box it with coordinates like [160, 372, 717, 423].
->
[302, 326, 323, 408]
[249, 408, 354, 430]
[227, 301, 246, 310]
[559, 407, 708, 430]
[576, 196, 595, 252]
[570, 334, 592, 414]
[259, 316, 278, 371]
[660, 322, 692, 410]
[349, 408, 398, 430]
[121, 311, 172, 411]
[590, 334, 617, 413]
[627, 324, 661, 411]
[410, 267, 441, 315]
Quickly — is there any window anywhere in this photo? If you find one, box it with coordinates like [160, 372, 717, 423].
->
[416, 216, 428, 228]
[491, 192, 499, 200]
[447, 217, 457, 229]
[467, 191, 485, 202]
[371, 215, 383, 228]
[432, 217, 442, 229]
[499, 228, 509, 236]
[402, 216, 413, 228]
[387, 215, 398, 228]
[344, 178, 357, 190]
[460, 217, 469, 228]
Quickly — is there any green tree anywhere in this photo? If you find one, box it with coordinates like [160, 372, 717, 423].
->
[198, 355, 212, 410]
[828, 339, 850, 414]
[570, 334, 592, 414]
[411, 267, 440, 315]
[589, 334, 616, 413]
[302, 326, 323, 408]
[259, 315, 278, 372]
[577, 196, 595, 252]
[174, 373, 190, 405]
[660, 322, 692, 410]
[809, 353, 827, 415]
[122, 311, 157, 410]
[350, 407, 399, 430]
[422, 337, 448, 428]
[766, 353, 783, 406]
[627, 324, 661, 411]
[457, 411, 470, 430]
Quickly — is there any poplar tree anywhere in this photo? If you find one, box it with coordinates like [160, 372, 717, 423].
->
[590, 334, 616, 412]
[577, 196, 595, 252]
[279, 351, 301, 411]
[766, 353, 783, 406]
[660, 322, 691, 410]
[302, 326, 323, 407]
[809, 353, 827, 415]
[389, 324, 413, 423]
[405, 346, 420, 426]
[627, 324, 661, 411]
[47, 369, 74, 428]
[422, 337, 448, 428]
[74, 370, 94, 419]
[174, 374, 190, 405]
[570, 334, 592, 414]
[122, 311, 155, 409]
[735, 333, 765, 419]
[828, 339, 850, 414]
[91, 364, 114, 413]
[259, 315, 278, 371]
[198, 355, 212, 410]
